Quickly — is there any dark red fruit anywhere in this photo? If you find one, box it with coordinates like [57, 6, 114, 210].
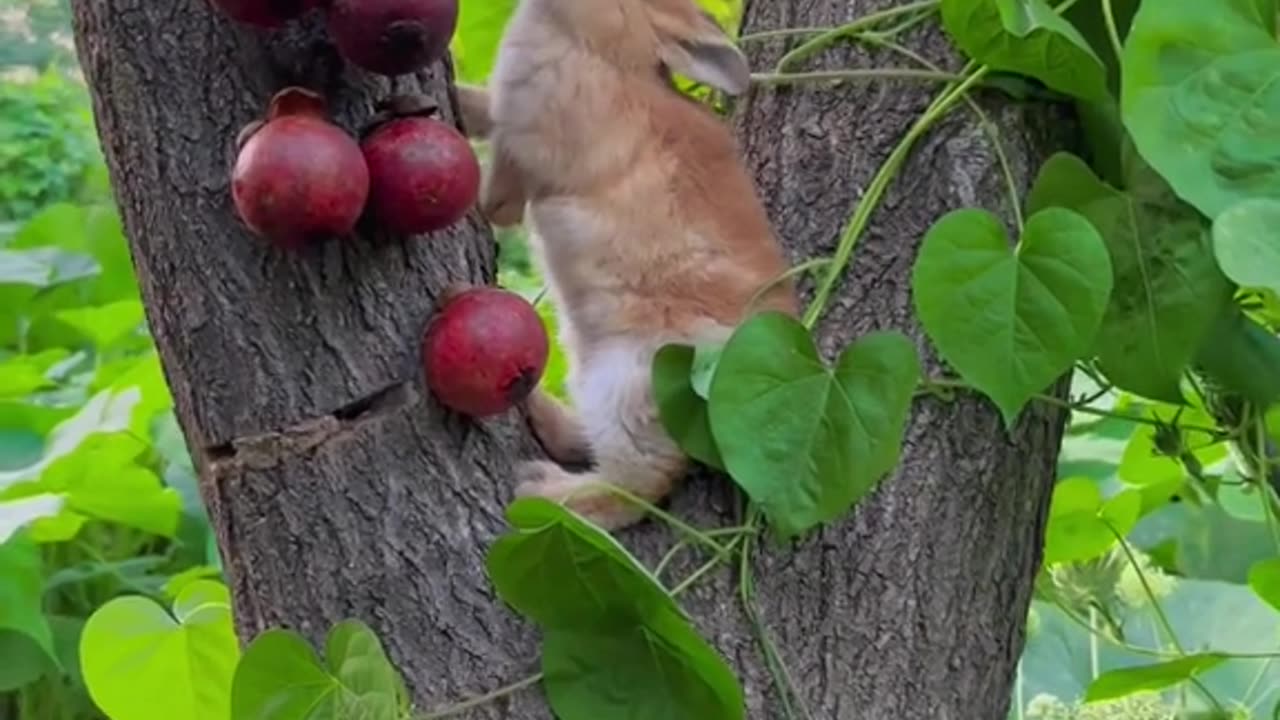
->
[208, 0, 319, 28]
[326, 0, 459, 76]
[361, 116, 480, 235]
[231, 87, 370, 249]
[422, 287, 550, 418]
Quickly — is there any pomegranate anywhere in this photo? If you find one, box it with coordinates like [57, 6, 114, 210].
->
[325, 0, 459, 76]
[208, 0, 320, 28]
[361, 98, 480, 235]
[422, 286, 549, 418]
[231, 87, 370, 249]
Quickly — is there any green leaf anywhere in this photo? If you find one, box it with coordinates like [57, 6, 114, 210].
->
[487, 498, 676, 630]
[1249, 558, 1280, 613]
[1028, 152, 1234, 401]
[1042, 478, 1141, 565]
[1084, 653, 1228, 701]
[54, 299, 145, 350]
[1194, 305, 1280, 408]
[0, 493, 66, 543]
[0, 247, 98, 289]
[0, 387, 140, 491]
[652, 345, 725, 470]
[708, 314, 920, 537]
[941, 0, 1110, 102]
[0, 535, 58, 673]
[81, 580, 239, 720]
[487, 499, 744, 720]
[543, 606, 743, 720]
[1213, 198, 1280, 295]
[912, 207, 1112, 424]
[1122, 0, 1280, 218]
[27, 430, 182, 537]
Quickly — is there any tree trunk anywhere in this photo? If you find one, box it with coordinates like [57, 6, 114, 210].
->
[71, 1, 1072, 718]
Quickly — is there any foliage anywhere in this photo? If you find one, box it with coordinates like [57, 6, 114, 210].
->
[7, 0, 1280, 719]
[0, 68, 105, 223]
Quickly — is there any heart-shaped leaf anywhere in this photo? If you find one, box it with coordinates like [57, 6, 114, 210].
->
[231, 619, 407, 720]
[1042, 477, 1141, 565]
[941, 0, 1110, 102]
[1123, 0, 1280, 218]
[708, 314, 920, 537]
[0, 536, 58, 676]
[1028, 153, 1234, 402]
[81, 580, 240, 720]
[913, 207, 1113, 424]
[652, 345, 725, 470]
[1213, 198, 1280, 295]
[1248, 558, 1280, 613]
[487, 499, 676, 631]
[487, 499, 743, 720]
[543, 606, 743, 720]
[1084, 653, 1227, 701]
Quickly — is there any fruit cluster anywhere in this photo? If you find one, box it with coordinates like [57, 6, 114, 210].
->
[210, 0, 549, 418]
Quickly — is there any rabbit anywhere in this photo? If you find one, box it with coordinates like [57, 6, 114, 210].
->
[462, 0, 799, 530]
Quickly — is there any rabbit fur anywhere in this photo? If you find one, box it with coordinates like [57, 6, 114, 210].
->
[455, 0, 798, 530]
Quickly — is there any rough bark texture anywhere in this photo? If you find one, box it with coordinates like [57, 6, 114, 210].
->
[71, 1, 1072, 718]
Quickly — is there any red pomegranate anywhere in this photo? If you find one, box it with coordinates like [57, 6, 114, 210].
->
[361, 112, 480, 235]
[231, 87, 370, 249]
[422, 286, 549, 418]
[208, 0, 320, 28]
[325, 0, 459, 76]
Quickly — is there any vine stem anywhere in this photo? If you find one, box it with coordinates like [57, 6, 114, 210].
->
[417, 675, 544, 719]
[1101, 0, 1125, 61]
[918, 376, 1224, 435]
[747, 257, 833, 315]
[1103, 520, 1228, 714]
[752, 68, 964, 86]
[774, 0, 939, 71]
[802, 62, 990, 329]
[861, 35, 1023, 230]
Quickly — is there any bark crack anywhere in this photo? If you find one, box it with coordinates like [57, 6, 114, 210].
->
[205, 381, 416, 471]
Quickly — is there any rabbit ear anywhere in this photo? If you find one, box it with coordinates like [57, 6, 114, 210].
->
[650, 7, 751, 95]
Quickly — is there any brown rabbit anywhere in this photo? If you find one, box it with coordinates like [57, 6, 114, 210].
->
[463, 0, 798, 530]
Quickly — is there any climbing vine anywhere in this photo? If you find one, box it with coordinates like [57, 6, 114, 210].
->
[71, 0, 1280, 718]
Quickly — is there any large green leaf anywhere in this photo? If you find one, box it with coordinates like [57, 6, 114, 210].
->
[1122, 0, 1280, 218]
[652, 344, 725, 470]
[81, 580, 239, 720]
[487, 499, 744, 720]
[543, 607, 743, 720]
[1042, 477, 1141, 565]
[1028, 152, 1234, 401]
[1212, 198, 1280, 295]
[707, 314, 919, 537]
[0, 247, 98, 289]
[236, 626, 404, 720]
[941, 0, 1109, 102]
[54, 299, 145, 350]
[0, 387, 140, 491]
[487, 499, 676, 631]
[1193, 305, 1280, 408]
[912, 207, 1112, 424]
[0, 535, 58, 677]
[0, 493, 66, 544]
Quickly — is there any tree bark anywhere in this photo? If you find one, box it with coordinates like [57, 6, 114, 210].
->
[71, 1, 1072, 718]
